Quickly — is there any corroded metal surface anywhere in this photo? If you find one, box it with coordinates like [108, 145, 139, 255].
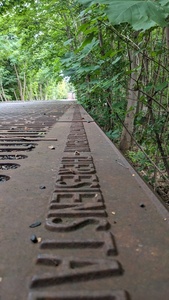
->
[0, 101, 169, 300]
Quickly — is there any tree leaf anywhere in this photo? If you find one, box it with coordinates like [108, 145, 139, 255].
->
[78, 0, 169, 30]
[106, 1, 167, 30]
[159, 0, 169, 6]
[155, 82, 168, 91]
[111, 56, 122, 65]
[79, 38, 99, 56]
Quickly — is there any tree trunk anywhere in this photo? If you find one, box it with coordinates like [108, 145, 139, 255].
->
[13, 64, 24, 101]
[0, 83, 8, 101]
[23, 72, 26, 100]
[13, 90, 18, 101]
[149, 107, 169, 176]
[119, 50, 138, 151]
[0, 92, 4, 101]
[29, 84, 33, 100]
[40, 84, 43, 100]
[166, 27, 169, 49]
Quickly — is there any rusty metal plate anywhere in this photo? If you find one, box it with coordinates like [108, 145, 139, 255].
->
[0, 163, 20, 170]
[28, 106, 129, 300]
[28, 290, 129, 300]
[1, 101, 169, 300]
[0, 154, 27, 160]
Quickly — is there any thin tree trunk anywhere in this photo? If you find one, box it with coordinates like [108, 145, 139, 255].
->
[13, 64, 24, 101]
[0, 84, 8, 101]
[0, 92, 4, 101]
[166, 27, 169, 49]
[39, 84, 43, 100]
[23, 72, 26, 101]
[148, 104, 169, 176]
[13, 90, 18, 100]
[120, 50, 138, 151]
[29, 84, 33, 100]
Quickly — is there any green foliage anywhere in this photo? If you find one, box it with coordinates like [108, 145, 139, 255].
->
[127, 150, 150, 167]
[78, 0, 169, 30]
[55, 80, 70, 99]
[0, 0, 78, 101]
[106, 129, 121, 142]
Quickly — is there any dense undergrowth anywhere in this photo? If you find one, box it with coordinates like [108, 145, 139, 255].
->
[82, 103, 169, 205]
